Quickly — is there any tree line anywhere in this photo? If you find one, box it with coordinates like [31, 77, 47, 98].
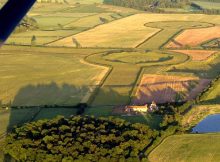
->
[4, 115, 158, 161]
[103, 0, 190, 10]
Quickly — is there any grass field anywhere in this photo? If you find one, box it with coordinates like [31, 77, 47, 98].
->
[149, 134, 220, 162]
[200, 78, 220, 104]
[0, 46, 109, 106]
[86, 51, 188, 107]
[169, 51, 220, 78]
[192, 1, 220, 10]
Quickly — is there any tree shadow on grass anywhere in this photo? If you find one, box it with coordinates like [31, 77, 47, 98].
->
[6, 82, 132, 133]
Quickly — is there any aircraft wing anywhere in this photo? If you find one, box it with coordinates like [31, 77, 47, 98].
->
[0, 0, 36, 47]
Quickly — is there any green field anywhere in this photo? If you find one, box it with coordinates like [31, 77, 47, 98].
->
[192, 1, 220, 10]
[169, 52, 220, 78]
[149, 134, 220, 162]
[201, 78, 220, 104]
[7, 3, 136, 46]
[86, 50, 188, 107]
[0, 46, 109, 106]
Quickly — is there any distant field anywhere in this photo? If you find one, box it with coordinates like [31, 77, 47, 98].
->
[66, 0, 103, 4]
[51, 14, 220, 48]
[171, 50, 217, 61]
[149, 134, 220, 162]
[192, 1, 220, 10]
[167, 26, 220, 48]
[11, 3, 135, 46]
[0, 46, 109, 106]
[7, 29, 86, 45]
[139, 21, 212, 49]
[133, 74, 210, 104]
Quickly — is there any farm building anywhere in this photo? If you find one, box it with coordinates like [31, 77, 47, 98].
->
[125, 102, 158, 114]
[125, 105, 148, 113]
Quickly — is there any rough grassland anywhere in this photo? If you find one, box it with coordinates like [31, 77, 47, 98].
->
[0, 46, 109, 106]
[171, 50, 217, 61]
[167, 26, 220, 48]
[149, 134, 220, 162]
[133, 74, 210, 104]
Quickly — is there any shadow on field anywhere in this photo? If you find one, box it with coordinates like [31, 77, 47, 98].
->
[13, 82, 89, 107]
[6, 82, 128, 132]
[132, 87, 184, 105]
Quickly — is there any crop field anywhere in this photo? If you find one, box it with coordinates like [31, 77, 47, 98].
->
[0, 46, 109, 106]
[50, 14, 220, 48]
[167, 26, 220, 48]
[149, 134, 220, 162]
[171, 50, 217, 61]
[139, 21, 213, 49]
[133, 74, 210, 104]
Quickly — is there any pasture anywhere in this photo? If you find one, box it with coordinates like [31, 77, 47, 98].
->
[86, 50, 188, 107]
[133, 74, 210, 104]
[149, 134, 220, 162]
[0, 46, 109, 106]
[192, 1, 220, 10]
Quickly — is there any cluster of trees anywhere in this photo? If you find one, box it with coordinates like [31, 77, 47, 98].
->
[104, 0, 220, 14]
[14, 17, 38, 34]
[4, 115, 158, 161]
[103, 0, 190, 11]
